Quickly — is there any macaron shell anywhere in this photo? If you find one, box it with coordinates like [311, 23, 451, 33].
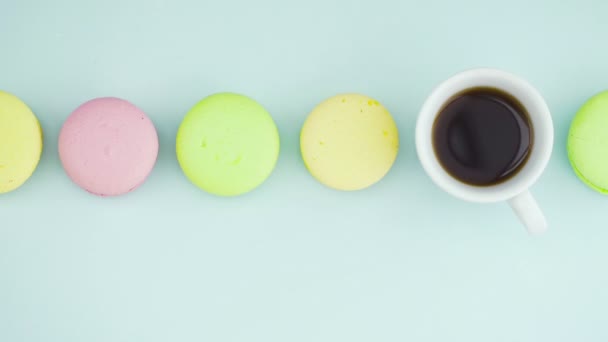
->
[300, 94, 399, 191]
[58, 97, 159, 196]
[176, 93, 280, 196]
[568, 91, 608, 194]
[0, 91, 43, 194]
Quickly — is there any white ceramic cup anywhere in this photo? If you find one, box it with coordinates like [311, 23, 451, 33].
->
[416, 68, 554, 234]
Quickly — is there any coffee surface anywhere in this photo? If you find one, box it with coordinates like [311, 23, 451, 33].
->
[432, 87, 533, 186]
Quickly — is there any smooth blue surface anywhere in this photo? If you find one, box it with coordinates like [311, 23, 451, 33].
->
[1, 1, 608, 341]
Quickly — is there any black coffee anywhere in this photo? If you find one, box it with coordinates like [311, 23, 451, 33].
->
[432, 87, 533, 186]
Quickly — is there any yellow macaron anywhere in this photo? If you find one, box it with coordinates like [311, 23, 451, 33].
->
[300, 94, 399, 191]
[0, 91, 43, 194]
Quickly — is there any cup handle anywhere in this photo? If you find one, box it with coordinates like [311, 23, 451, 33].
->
[508, 190, 547, 235]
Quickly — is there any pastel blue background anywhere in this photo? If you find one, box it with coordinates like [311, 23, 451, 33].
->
[1, 0, 607, 341]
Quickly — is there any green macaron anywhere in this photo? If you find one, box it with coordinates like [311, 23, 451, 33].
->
[568, 91, 608, 194]
[176, 93, 280, 196]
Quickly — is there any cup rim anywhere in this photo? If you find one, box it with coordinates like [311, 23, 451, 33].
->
[415, 68, 554, 203]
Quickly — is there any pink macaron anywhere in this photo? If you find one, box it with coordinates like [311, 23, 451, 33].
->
[59, 97, 159, 196]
